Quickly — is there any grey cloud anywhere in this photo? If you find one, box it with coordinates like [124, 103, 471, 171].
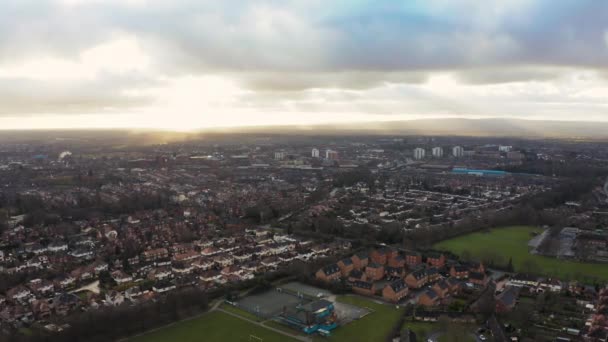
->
[237, 71, 428, 91]
[0, 74, 162, 115]
[453, 67, 564, 84]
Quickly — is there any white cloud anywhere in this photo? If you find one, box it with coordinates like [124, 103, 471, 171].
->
[0, 36, 148, 81]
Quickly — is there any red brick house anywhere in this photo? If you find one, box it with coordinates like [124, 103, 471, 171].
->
[352, 280, 375, 297]
[382, 279, 409, 303]
[365, 263, 385, 281]
[370, 249, 388, 265]
[432, 280, 450, 298]
[469, 272, 488, 287]
[446, 277, 463, 294]
[450, 265, 469, 279]
[385, 247, 399, 262]
[351, 252, 369, 270]
[426, 253, 446, 268]
[347, 269, 367, 283]
[337, 258, 354, 277]
[315, 263, 341, 283]
[468, 261, 485, 274]
[418, 289, 440, 306]
[426, 267, 441, 283]
[385, 266, 406, 279]
[405, 251, 422, 268]
[388, 254, 406, 268]
[142, 248, 169, 262]
[405, 269, 428, 289]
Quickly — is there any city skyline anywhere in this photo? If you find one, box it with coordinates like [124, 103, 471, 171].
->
[1, 0, 607, 130]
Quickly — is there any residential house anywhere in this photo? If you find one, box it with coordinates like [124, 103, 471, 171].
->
[426, 253, 446, 268]
[260, 256, 279, 268]
[495, 286, 520, 313]
[446, 277, 463, 294]
[200, 270, 222, 283]
[418, 289, 440, 306]
[382, 279, 409, 303]
[365, 263, 385, 281]
[467, 261, 485, 274]
[351, 252, 369, 270]
[48, 241, 68, 253]
[54, 275, 76, 290]
[508, 274, 539, 288]
[469, 272, 488, 287]
[52, 293, 80, 316]
[433, 280, 450, 298]
[388, 254, 405, 268]
[426, 267, 441, 283]
[27, 279, 54, 297]
[405, 251, 422, 268]
[347, 269, 367, 283]
[337, 258, 354, 277]
[214, 255, 234, 267]
[385, 266, 406, 279]
[316, 264, 341, 283]
[370, 248, 388, 265]
[450, 265, 469, 279]
[191, 258, 214, 271]
[7, 285, 31, 303]
[405, 269, 428, 289]
[352, 281, 375, 296]
[111, 270, 133, 284]
[539, 278, 563, 293]
[142, 248, 169, 262]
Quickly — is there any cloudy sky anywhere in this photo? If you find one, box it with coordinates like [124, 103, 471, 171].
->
[1, 0, 607, 130]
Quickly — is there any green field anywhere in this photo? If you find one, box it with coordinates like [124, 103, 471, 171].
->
[402, 322, 436, 340]
[434, 225, 608, 281]
[315, 296, 405, 342]
[130, 311, 298, 342]
[220, 303, 263, 321]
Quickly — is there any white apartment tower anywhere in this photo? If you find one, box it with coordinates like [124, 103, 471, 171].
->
[431, 147, 443, 158]
[413, 148, 426, 160]
[274, 151, 287, 160]
[452, 146, 464, 158]
[311, 148, 320, 158]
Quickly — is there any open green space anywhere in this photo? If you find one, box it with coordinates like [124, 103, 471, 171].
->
[402, 321, 436, 340]
[433, 225, 608, 281]
[401, 322, 476, 342]
[130, 311, 298, 342]
[220, 303, 263, 321]
[314, 296, 405, 342]
[263, 320, 305, 337]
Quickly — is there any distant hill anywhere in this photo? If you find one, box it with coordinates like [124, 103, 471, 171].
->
[1, 118, 607, 143]
[210, 118, 608, 140]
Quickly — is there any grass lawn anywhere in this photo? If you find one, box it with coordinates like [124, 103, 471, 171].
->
[402, 321, 476, 342]
[433, 225, 608, 281]
[130, 311, 298, 342]
[220, 303, 263, 321]
[402, 321, 436, 340]
[263, 320, 305, 336]
[314, 296, 405, 342]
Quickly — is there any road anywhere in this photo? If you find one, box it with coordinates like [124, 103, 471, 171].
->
[70, 280, 100, 294]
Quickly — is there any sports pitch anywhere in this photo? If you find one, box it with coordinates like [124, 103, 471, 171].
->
[433, 225, 608, 281]
[130, 311, 298, 342]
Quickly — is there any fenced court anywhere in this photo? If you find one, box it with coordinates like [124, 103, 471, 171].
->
[236, 289, 306, 319]
[280, 281, 330, 299]
[333, 301, 371, 325]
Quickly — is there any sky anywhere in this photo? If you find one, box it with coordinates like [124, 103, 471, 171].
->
[0, 0, 607, 131]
